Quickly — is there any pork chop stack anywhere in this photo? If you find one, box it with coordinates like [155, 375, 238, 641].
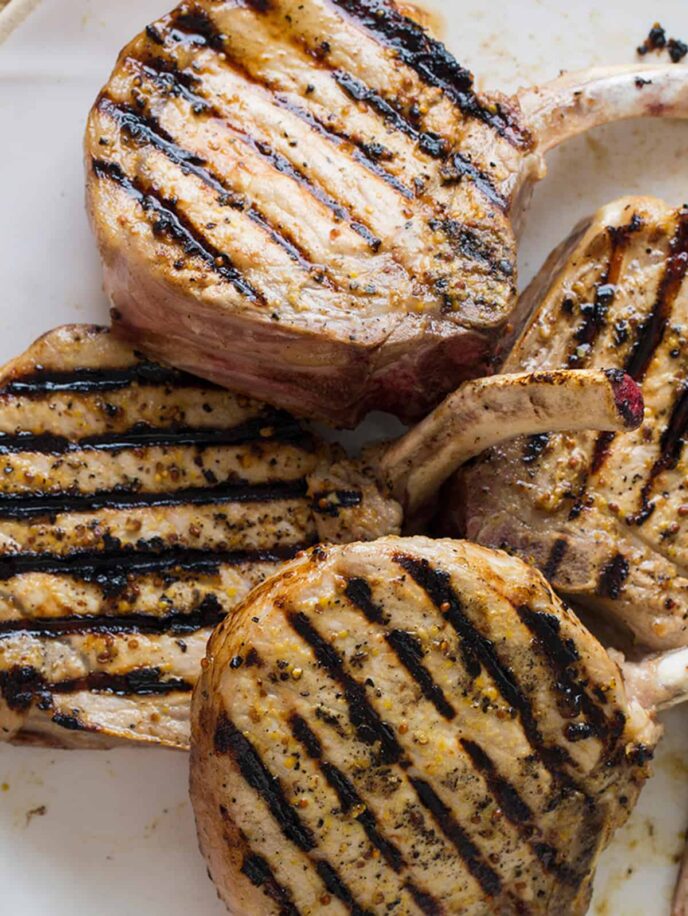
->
[0, 325, 641, 748]
[191, 536, 658, 916]
[85, 0, 688, 425]
[460, 197, 688, 651]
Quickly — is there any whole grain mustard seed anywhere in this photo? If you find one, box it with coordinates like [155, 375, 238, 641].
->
[291, 667, 303, 680]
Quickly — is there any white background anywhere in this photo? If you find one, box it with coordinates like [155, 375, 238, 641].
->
[1, 1, 688, 912]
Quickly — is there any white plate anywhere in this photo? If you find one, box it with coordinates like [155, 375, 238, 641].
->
[1, 1, 688, 913]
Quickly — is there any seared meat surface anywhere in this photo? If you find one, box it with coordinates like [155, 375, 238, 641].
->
[460, 197, 688, 651]
[0, 325, 396, 748]
[0, 327, 640, 747]
[85, 0, 688, 426]
[191, 536, 657, 915]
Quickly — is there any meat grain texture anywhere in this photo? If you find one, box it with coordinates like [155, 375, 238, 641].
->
[191, 537, 657, 916]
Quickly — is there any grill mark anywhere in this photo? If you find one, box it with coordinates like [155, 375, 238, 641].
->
[135, 53, 382, 252]
[385, 630, 456, 720]
[405, 884, 443, 916]
[459, 742, 585, 887]
[439, 153, 507, 210]
[310, 489, 363, 518]
[0, 415, 310, 456]
[516, 607, 613, 745]
[630, 381, 688, 524]
[0, 478, 309, 520]
[460, 738, 531, 824]
[214, 714, 368, 915]
[0, 544, 305, 596]
[0, 363, 214, 396]
[0, 664, 192, 712]
[273, 94, 414, 199]
[597, 553, 629, 600]
[343, 577, 456, 719]
[329, 0, 529, 147]
[289, 713, 405, 872]
[543, 538, 567, 581]
[429, 220, 512, 276]
[522, 433, 550, 466]
[287, 611, 402, 764]
[0, 593, 225, 639]
[395, 554, 578, 781]
[567, 217, 642, 369]
[92, 159, 265, 302]
[100, 96, 318, 273]
[313, 861, 372, 916]
[240, 853, 301, 916]
[214, 713, 317, 850]
[625, 207, 688, 382]
[408, 776, 502, 899]
[332, 69, 446, 158]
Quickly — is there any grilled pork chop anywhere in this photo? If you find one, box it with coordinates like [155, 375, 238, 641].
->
[85, 0, 688, 426]
[0, 326, 641, 748]
[460, 197, 688, 652]
[190, 536, 660, 916]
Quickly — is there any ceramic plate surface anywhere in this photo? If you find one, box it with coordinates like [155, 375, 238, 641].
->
[1, 1, 688, 913]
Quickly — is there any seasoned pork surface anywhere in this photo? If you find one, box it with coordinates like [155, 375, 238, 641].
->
[191, 536, 656, 915]
[460, 197, 688, 650]
[85, 0, 688, 426]
[85, 0, 532, 426]
[0, 325, 397, 748]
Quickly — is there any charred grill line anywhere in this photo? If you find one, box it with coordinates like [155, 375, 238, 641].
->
[523, 433, 550, 466]
[0, 664, 192, 712]
[625, 207, 688, 382]
[332, 69, 446, 159]
[313, 861, 373, 916]
[385, 630, 456, 720]
[440, 153, 507, 210]
[543, 538, 568, 581]
[631, 381, 688, 524]
[405, 885, 443, 916]
[0, 545, 306, 595]
[329, 0, 530, 147]
[240, 853, 301, 916]
[460, 738, 531, 824]
[214, 713, 369, 914]
[0, 362, 214, 396]
[48, 669, 192, 697]
[92, 159, 265, 302]
[134, 52, 382, 252]
[395, 554, 580, 782]
[516, 606, 614, 744]
[343, 577, 456, 719]
[408, 776, 502, 899]
[0, 593, 225, 639]
[568, 216, 641, 369]
[287, 611, 403, 764]
[289, 713, 406, 872]
[0, 415, 311, 456]
[214, 713, 317, 850]
[461, 737, 585, 888]
[0, 478, 309, 520]
[597, 553, 630, 600]
[272, 94, 414, 199]
[99, 97, 317, 271]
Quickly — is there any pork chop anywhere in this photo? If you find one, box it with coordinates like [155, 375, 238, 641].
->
[85, 0, 688, 425]
[191, 536, 658, 915]
[459, 197, 688, 651]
